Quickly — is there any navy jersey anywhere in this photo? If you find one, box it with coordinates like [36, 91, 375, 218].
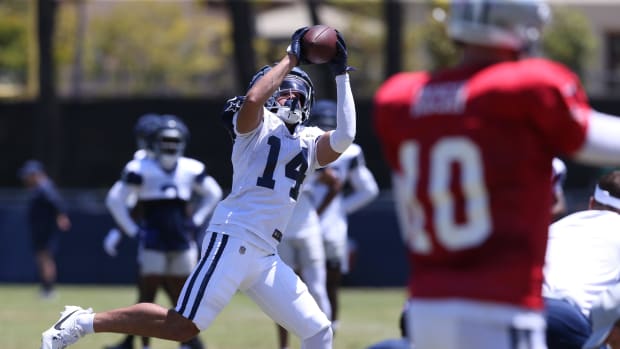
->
[27, 179, 67, 249]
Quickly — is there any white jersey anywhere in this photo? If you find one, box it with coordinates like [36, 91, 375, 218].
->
[123, 156, 205, 201]
[106, 155, 217, 251]
[543, 210, 620, 316]
[208, 109, 324, 251]
[314, 143, 378, 241]
[284, 171, 322, 239]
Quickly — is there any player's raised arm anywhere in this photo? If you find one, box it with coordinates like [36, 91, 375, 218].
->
[316, 30, 356, 166]
[236, 28, 309, 134]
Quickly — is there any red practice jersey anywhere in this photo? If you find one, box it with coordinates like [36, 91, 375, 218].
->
[374, 58, 590, 309]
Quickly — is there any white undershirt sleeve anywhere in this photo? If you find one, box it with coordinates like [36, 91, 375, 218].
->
[573, 111, 620, 165]
[191, 176, 223, 227]
[329, 74, 356, 153]
[343, 166, 379, 214]
[105, 181, 139, 238]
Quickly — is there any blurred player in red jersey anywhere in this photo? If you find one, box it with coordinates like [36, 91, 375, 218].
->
[374, 1, 620, 348]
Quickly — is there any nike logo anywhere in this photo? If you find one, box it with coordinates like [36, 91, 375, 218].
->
[54, 309, 79, 330]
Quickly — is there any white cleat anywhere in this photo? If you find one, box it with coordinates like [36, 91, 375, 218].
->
[41, 305, 93, 349]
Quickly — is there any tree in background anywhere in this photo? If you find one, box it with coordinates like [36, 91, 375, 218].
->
[408, 2, 595, 79]
[542, 6, 597, 81]
[327, 1, 384, 97]
[0, 1, 599, 100]
[0, 1, 29, 95]
[54, 1, 231, 97]
[417, 2, 458, 71]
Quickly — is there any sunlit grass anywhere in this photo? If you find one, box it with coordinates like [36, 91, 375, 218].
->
[0, 284, 406, 349]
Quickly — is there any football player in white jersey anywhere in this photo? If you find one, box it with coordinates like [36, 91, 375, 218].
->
[102, 114, 222, 349]
[275, 168, 337, 349]
[544, 170, 620, 349]
[41, 26, 355, 349]
[307, 99, 379, 332]
[102, 113, 158, 349]
[103, 113, 162, 260]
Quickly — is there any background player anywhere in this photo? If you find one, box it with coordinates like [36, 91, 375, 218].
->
[102, 113, 158, 349]
[583, 284, 620, 349]
[374, 1, 620, 348]
[275, 167, 337, 349]
[543, 170, 620, 349]
[103, 114, 222, 349]
[103, 112, 161, 260]
[18, 159, 72, 299]
[307, 99, 379, 333]
[41, 26, 355, 349]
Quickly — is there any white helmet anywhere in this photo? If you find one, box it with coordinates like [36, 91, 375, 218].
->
[448, 0, 551, 51]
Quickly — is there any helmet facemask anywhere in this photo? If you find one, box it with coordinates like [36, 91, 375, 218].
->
[272, 75, 312, 125]
[154, 128, 185, 170]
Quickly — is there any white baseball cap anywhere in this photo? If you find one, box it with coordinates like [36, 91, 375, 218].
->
[583, 285, 620, 349]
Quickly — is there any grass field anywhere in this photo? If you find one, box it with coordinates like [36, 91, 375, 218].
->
[0, 284, 406, 349]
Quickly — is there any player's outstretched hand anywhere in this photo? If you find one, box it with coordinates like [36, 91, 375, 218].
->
[103, 228, 122, 257]
[287, 26, 310, 66]
[328, 30, 354, 76]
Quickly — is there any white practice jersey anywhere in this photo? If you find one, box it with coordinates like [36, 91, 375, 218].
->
[314, 143, 378, 241]
[107, 155, 216, 251]
[123, 156, 205, 201]
[543, 210, 620, 316]
[284, 171, 322, 240]
[208, 109, 324, 251]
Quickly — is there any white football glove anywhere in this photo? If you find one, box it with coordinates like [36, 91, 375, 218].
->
[103, 228, 123, 257]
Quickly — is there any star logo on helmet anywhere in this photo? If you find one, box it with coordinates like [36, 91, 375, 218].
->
[224, 96, 245, 113]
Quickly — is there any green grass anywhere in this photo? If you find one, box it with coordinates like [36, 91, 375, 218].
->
[0, 284, 407, 349]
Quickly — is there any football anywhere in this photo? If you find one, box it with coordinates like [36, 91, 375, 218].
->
[301, 25, 338, 64]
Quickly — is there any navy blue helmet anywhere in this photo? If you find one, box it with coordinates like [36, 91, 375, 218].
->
[273, 67, 315, 124]
[153, 115, 188, 170]
[160, 114, 190, 142]
[134, 113, 162, 151]
[248, 65, 315, 124]
[307, 99, 337, 131]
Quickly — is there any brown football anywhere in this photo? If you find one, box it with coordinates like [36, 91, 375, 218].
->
[301, 25, 338, 64]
